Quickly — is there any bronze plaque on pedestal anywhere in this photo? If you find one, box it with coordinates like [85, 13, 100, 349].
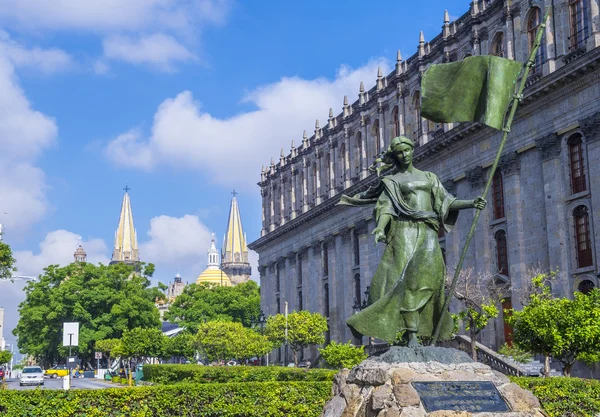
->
[412, 381, 510, 412]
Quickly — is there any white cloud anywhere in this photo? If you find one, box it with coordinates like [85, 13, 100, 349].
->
[0, 31, 73, 74]
[140, 214, 214, 274]
[105, 59, 391, 186]
[14, 230, 110, 278]
[0, 51, 57, 232]
[103, 33, 196, 71]
[0, 0, 231, 33]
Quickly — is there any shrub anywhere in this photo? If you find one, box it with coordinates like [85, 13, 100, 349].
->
[318, 341, 368, 369]
[0, 381, 332, 417]
[143, 365, 336, 385]
[511, 376, 600, 417]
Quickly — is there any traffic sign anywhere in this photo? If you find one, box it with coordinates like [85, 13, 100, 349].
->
[95, 352, 102, 359]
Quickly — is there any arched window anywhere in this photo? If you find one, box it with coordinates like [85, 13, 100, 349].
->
[527, 8, 546, 73]
[495, 230, 509, 276]
[354, 274, 361, 307]
[568, 134, 587, 194]
[491, 32, 505, 57]
[322, 242, 329, 277]
[340, 143, 347, 183]
[323, 283, 330, 317]
[413, 92, 422, 139]
[392, 106, 400, 138]
[297, 253, 303, 286]
[492, 171, 505, 220]
[578, 279, 595, 294]
[298, 290, 303, 310]
[373, 119, 381, 156]
[353, 232, 360, 266]
[574, 206, 593, 268]
[569, 0, 589, 50]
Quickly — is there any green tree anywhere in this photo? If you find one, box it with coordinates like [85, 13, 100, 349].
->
[95, 338, 123, 359]
[165, 281, 261, 333]
[0, 241, 17, 281]
[164, 333, 196, 363]
[507, 280, 600, 376]
[450, 267, 502, 361]
[0, 350, 12, 366]
[319, 341, 367, 369]
[120, 328, 165, 362]
[196, 321, 271, 363]
[13, 262, 162, 367]
[265, 311, 328, 366]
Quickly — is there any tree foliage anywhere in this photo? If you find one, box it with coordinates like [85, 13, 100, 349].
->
[164, 333, 196, 363]
[196, 321, 271, 363]
[265, 311, 328, 366]
[507, 276, 600, 376]
[0, 242, 17, 281]
[95, 339, 122, 359]
[318, 341, 367, 369]
[0, 351, 12, 365]
[120, 328, 165, 362]
[13, 262, 162, 367]
[164, 281, 261, 333]
[449, 267, 502, 361]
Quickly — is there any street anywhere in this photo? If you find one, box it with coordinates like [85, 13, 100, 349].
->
[4, 376, 118, 390]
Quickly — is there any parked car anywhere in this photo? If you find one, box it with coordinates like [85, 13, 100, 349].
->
[19, 366, 44, 386]
[0, 367, 5, 379]
[45, 364, 69, 378]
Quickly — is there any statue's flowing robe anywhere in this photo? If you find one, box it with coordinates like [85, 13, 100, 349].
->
[339, 171, 458, 342]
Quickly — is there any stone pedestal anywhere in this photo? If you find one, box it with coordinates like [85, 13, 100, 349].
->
[320, 347, 544, 417]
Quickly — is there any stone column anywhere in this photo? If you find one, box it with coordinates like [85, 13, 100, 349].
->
[279, 177, 286, 226]
[397, 94, 406, 136]
[343, 140, 351, 190]
[503, 7, 516, 60]
[290, 168, 297, 220]
[536, 133, 571, 298]
[302, 158, 309, 213]
[329, 144, 337, 198]
[360, 119, 368, 179]
[261, 188, 268, 236]
[269, 183, 275, 232]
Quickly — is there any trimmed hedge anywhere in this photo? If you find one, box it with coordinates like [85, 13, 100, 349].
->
[143, 364, 336, 385]
[511, 376, 600, 417]
[0, 381, 332, 417]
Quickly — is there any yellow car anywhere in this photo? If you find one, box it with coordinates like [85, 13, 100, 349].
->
[45, 364, 69, 378]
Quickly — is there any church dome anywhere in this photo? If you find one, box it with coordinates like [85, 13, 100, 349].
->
[195, 237, 232, 287]
[196, 268, 232, 286]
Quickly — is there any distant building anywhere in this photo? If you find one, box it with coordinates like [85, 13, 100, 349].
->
[197, 238, 232, 287]
[74, 245, 87, 263]
[110, 187, 140, 266]
[168, 273, 186, 301]
[221, 193, 252, 285]
[250, 0, 600, 366]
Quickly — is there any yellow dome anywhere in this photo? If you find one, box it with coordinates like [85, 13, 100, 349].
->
[196, 268, 232, 287]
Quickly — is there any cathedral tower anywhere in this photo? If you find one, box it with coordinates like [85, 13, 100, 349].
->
[110, 187, 140, 265]
[221, 191, 251, 285]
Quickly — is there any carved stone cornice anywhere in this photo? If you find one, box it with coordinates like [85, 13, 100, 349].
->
[466, 166, 485, 190]
[442, 179, 456, 195]
[580, 111, 600, 143]
[535, 133, 561, 160]
[341, 230, 351, 244]
[499, 151, 520, 176]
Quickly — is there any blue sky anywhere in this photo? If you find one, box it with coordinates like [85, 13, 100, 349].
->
[0, 0, 468, 344]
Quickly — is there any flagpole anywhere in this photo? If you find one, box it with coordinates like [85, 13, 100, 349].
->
[431, 8, 550, 346]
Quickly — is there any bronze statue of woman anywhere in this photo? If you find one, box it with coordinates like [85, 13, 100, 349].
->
[339, 136, 486, 347]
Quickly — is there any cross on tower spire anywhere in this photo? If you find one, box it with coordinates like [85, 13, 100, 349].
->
[123, 185, 131, 193]
[231, 190, 238, 197]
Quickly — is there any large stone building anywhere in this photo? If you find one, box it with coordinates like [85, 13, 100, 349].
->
[249, 0, 600, 362]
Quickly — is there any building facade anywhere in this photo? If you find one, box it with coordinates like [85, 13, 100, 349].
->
[249, 0, 600, 361]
